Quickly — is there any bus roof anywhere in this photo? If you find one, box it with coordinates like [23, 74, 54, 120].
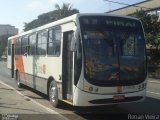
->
[8, 13, 139, 40]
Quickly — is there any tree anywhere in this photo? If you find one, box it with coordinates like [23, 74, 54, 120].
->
[54, 3, 79, 20]
[132, 10, 160, 72]
[24, 3, 79, 31]
[132, 10, 160, 50]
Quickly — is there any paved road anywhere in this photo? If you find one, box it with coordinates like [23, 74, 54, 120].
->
[147, 78, 160, 99]
[0, 61, 160, 120]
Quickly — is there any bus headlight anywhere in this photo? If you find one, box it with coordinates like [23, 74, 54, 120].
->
[83, 85, 98, 92]
[83, 85, 89, 92]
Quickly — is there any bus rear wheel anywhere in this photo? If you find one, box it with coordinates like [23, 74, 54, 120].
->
[16, 71, 23, 88]
[49, 81, 60, 107]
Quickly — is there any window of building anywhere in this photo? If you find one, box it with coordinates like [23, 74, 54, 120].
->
[48, 27, 61, 56]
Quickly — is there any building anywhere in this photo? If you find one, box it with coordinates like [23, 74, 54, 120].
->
[107, 0, 160, 17]
[0, 24, 18, 36]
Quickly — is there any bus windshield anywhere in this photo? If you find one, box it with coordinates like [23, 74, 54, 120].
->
[79, 16, 146, 86]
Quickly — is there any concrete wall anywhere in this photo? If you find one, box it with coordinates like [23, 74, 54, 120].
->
[107, 0, 160, 15]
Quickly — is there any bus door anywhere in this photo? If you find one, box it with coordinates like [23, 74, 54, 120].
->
[62, 31, 74, 102]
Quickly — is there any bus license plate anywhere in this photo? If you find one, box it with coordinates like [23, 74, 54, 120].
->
[113, 95, 125, 100]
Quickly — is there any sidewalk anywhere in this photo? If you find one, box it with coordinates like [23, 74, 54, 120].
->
[148, 77, 160, 82]
[0, 81, 68, 120]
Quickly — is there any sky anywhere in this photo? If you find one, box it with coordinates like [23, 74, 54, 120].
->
[0, 0, 145, 32]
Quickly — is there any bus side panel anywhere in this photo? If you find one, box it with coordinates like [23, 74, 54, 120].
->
[20, 55, 62, 95]
[7, 39, 12, 69]
[7, 56, 11, 69]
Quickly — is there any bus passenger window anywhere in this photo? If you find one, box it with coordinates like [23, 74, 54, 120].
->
[37, 31, 47, 55]
[15, 38, 22, 55]
[48, 28, 61, 56]
[29, 34, 37, 55]
[21, 36, 28, 55]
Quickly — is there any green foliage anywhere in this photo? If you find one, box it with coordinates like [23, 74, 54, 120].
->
[24, 3, 79, 31]
[133, 10, 160, 74]
[54, 3, 79, 19]
[133, 10, 160, 34]
[132, 10, 160, 50]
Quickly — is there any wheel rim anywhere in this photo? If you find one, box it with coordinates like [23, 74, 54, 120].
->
[50, 86, 57, 103]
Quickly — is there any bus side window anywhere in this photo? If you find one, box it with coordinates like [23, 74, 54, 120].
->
[37, 31, 47, 56]
[21, 36, 29, 55]
[48, 27, 61, 56]
[29, 33, 37, 55]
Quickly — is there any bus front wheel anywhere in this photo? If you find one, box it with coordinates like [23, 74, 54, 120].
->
[49, 80, 60, 107]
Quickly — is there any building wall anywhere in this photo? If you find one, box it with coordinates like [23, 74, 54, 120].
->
[107, 0, 160, 16]
[0, 24, 18, 36]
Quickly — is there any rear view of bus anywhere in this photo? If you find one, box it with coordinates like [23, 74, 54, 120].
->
[73, 14, 147, 106]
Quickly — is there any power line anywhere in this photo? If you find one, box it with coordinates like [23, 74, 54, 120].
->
[104, 0, 151, 10]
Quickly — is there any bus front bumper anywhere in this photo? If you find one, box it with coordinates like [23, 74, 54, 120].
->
[73, 87, 146, 106]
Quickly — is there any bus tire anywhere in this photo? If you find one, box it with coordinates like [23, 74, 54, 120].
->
[16, 71, 23, 88]
[49, 80, 60, 107]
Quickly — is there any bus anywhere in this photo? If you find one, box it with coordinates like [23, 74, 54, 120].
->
[7, 13, 147, 107]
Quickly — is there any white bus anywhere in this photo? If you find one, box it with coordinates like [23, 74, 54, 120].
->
[7, 13, 147, 107]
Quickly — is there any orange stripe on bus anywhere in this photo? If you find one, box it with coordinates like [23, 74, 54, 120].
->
[15, 56, 27, 84]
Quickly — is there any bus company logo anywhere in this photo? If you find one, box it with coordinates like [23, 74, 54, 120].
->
[117, 86, 123, 93]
